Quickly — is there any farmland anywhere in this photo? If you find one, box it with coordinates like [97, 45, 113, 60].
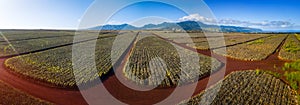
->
[154, 32, 270, 50]
[282, 60, 300, 91]
[0, 30, 75, 41]
[0, 80, 51, 105]
[0, 30, 118, 57]
[123, 33, 222, 87]
[279, 34, 300, 61]
[5, 31, 137, 87]
[214, 35, 287, 61]
[178, 70, 298, 105]
[0, 30, 299, 104]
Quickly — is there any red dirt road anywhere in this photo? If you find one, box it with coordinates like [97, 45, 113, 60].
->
[0, 33, 291, 105]
[0, 59, 88, 105]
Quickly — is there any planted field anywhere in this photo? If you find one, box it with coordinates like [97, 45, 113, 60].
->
[214, 35, 287, 61]
[279, 34, 300, 61]
[155, 32, 270, 50]
[0, 30, 75, 42]
[0, 36, 74, 57]
[154, 32, 259, 39]
[282, 60, 300, 91]
[5, 32, 137, 87]
[0, 30, 117, 57]
[0, 30, 120, 41]
[0, 80, 51, 105]
[154, 32, 216, 39]
[123, 34, 222, 87]
[186, 34, 269, 50]
[178, 70, 298, 105]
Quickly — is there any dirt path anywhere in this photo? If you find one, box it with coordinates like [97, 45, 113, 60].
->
[0, 59, 88, 105]
[0, 32, 290, 105]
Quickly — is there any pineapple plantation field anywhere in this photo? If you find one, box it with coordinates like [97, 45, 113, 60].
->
[279, 34, 300, 61]
[123, 33, 222, 87]
[5, 31, 137, 87]
[178, 70, 298, 105]
[0, 30, 299, 104]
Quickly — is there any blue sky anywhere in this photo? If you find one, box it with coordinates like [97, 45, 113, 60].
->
[0, 0, 93, 29]
[107, 1, 188, 27]
[205, 0, 300, 30]
[0, 0, 299, 31]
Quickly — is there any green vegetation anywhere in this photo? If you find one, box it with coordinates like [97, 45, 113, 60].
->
[255, 69, 261, 75]
[283, 60, 300, 71]
[0, 36, 74, 57]
[284, 72, 300, 90]
[283, 41, 300, 53]
[247, 39, 264, 45]
[255, 69, 281, 78]
[124, 35, 222, 87]
[0, 30, 75, 42]
[178, 71, 298, 105]
[279, 35, 300, 61]
[156, 32, 269, 50]
[282, 60, 300, 90]
[265, 71, 281, 78]
[0, 30, 117, 57]
[5, 32, 136, 87]
[282, 59, 300, 105]
[214, 35, 287, 61]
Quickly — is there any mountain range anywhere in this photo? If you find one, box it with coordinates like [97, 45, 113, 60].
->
[91, 21, 263, 33]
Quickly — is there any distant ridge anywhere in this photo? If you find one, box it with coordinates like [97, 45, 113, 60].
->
[264, 30, 300, 33]
[90, 21, 263, 33]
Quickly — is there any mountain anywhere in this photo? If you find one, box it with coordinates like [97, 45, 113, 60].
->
[90, 21, 263, 33]
[264, 30, 300, 33]
[90, 24, 138, 30]
[220, 26, 263, 33]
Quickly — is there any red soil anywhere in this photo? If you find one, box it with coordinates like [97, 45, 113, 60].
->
[0, 59, 88, 105]
[0, 33, 290, 105]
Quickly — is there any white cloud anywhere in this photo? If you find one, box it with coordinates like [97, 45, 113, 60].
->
[218, 19, 295, 28]
[178, 14, 296, 29]
[178, 14, 216, 23]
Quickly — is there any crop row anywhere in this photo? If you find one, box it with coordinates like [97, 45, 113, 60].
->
[178, 70, 298, 105]
[214, 35, 287, 61]
[279, 34, 300, 61]
[155, 32, 270, 50]
[153, 32, 208, 39]
[5, 32, 137, 87]
[185, 34, 270, 50]
[0, 31, 117, 57]
[0, 36, 75, 57]
[0, 30, 75, 42]
[0, 80, 51, 105]
[123, 33, 222, 87]
[154, 32, 267, 39]
[0, 30, 120, 42]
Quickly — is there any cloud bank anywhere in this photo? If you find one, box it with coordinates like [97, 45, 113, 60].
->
[179, 14, 216, 23]
[178, 14, 296, 29]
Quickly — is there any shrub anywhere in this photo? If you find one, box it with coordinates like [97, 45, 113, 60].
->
[283, 41, 300, 53]
[284, 71, 300, 90]
[290, 81, 299, 90]
[255, 69, 261, 75]
[283, 60, 300, 71]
